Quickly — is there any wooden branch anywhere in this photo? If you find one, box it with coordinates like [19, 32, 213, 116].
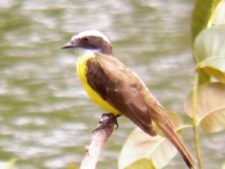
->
[79, 114, 116, 169]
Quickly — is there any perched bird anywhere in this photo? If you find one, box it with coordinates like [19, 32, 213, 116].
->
[62, 30, 195, 168]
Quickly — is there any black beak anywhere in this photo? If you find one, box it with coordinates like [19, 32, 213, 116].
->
[61, 41, 77, 49]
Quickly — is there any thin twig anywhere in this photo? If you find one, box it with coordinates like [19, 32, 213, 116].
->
[79, 115, 116, 169]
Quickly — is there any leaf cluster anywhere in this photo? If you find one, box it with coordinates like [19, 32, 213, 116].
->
[119, 0, 225, 169]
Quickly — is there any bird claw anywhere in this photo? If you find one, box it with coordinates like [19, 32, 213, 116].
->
[92, 113, 120, 133]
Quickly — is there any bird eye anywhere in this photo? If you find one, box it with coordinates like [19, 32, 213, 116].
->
[83, 37, 89, 41]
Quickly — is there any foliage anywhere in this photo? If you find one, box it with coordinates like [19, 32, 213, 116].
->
[118, 128, 177, 169]
[185, 82, 225, 133]
[0, 159, 16, 169]
[66, 163, 78, 169]
[119, 0, 225, 169]
[222, 162, 225, 169]
[118, 113, 190, 169]
[194, 25, 225, 82]
[191, 0, 221, 41]
[123, 158, 156, 169]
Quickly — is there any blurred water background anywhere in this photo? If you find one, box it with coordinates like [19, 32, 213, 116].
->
[0, 0, 224, 169]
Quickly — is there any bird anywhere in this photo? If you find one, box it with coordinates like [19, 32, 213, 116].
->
[62, 30, 195, 168]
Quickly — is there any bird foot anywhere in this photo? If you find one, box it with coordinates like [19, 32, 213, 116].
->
[92, 113, 120, 133]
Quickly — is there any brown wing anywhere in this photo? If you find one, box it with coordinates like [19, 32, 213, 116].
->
[86, 54, 156, 135]
[86, 54, 196, 168]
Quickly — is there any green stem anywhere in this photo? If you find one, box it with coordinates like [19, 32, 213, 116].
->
[192, 73, 203, 169]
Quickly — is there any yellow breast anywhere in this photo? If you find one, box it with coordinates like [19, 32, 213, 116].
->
[76, 52, 120, 115]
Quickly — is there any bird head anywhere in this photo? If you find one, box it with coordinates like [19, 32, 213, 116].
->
[62, 30, 112, 54]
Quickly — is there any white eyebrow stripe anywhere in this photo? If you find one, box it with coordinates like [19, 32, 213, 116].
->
[71, 30, 111, 44]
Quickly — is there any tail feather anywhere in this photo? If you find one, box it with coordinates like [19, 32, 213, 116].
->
[156, 118, 196, 169]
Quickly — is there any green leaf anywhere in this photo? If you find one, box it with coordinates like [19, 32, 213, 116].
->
[194, 25, 225, 63]
[208, 0, 225, 26]
[124, 158, 156, 169]
[192, 0, 221, 41]
[200, 108, 225, 133]
[192, 1, 225, 83]
[118, 128, 177, 169]
[184, 82, 225, 132]
[222, 161, 225, 169]
[197, 57, 225, 82]
[66, 163, 78, 169]
[194, 25, 225, 82]
[0, 159, 16, 169]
